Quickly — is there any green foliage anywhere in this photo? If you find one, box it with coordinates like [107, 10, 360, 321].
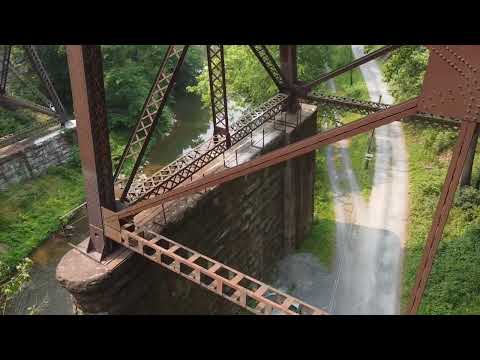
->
[5, 45, 203, 139]
[188, 45, 278, 108]
[0, 107, 37, 137]
[188, 45, 330, 109]
[364, 45, 383, 54]
[0, 163, 85, 267]
[102, 45, 203, 133]
[455, 186, 480, 219]
[0, 257, 33, 314]
[382, 46, 428, 102]
[400, 123, 480, 314]
[300, 149, 335, 269]
[423, 127, 457, 155]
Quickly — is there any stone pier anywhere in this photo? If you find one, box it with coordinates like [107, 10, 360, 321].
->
[56, 104, 318, 314]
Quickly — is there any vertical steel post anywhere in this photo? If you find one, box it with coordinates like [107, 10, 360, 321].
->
[280, 45, 299, 113]
[0, 45, 11, 95]
[207, 45, 231, 147]
[66, 45, 116, 261]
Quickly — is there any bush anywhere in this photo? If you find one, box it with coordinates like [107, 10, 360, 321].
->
[455, 186, 480, 210]
[0, 258, 33, 314]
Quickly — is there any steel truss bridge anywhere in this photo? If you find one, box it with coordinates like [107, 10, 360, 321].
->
[0, 45, 69, 148]
[3, 44, 478, 315]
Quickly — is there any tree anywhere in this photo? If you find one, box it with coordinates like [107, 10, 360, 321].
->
[188, 45, 329, 109]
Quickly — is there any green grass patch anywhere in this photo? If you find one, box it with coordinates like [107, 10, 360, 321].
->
[0, 130, 134, 268]
[299, 146, 336, 270]
[401, 125, 480, 314]
[0, 164, 85, 267]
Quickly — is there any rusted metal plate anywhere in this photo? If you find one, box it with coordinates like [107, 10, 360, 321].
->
[419, 45, 480, 122]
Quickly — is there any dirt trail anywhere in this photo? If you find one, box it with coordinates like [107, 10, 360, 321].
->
[273, 47, 408, 314]
[331, 45, 408, 314]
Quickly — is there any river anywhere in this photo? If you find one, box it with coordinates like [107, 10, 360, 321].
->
[6, 92, 243, 315]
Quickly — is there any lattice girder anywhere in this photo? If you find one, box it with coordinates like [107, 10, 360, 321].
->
[207, 45, 231, 147]
[105, 220, 327, 315]
[122, 93, 288, 203]
[249, 45, 287, 91]
[114, 45, 189, 201]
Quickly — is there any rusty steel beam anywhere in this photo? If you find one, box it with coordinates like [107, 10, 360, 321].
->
[109, 97, 419, 221]
[249, 45, 287, 91]
[105, 223, 326, 315]
[407, 121, 477, 314]
[66, 45, 116, 261]
[0, 94, 56, 117]
[0, 45, 11, 95]
[123, 93, 288, 204]
[304, 92, 461, 128]
[22, 45, 68, 124]
[280, 45, 300, 113]
[406, 45, 480, 313]
[303, 45, 402, 92]
[8, 61, 54, 109]
[206, 45, 231, 147]
[114, 45, 189, 202]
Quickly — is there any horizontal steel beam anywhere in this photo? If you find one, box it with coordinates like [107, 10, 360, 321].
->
[305, 92, 460, 128]
[107, 225, 326, 315]
[303, 45, 402, 91]
[0, 94, 56, 116]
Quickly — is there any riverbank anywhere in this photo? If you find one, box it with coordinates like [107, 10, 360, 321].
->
[0, 91, 218, 313]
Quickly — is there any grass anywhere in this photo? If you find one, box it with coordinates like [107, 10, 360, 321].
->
[0, 163, 84, 267]
[299, 146, 336, 269]
[0, 130, 135, 268]
[401, 125, 480, 314]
